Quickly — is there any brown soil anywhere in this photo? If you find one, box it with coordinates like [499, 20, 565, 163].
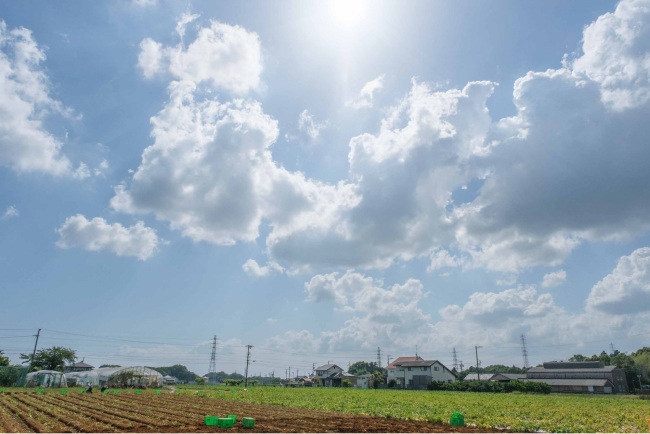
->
[0, 393, 502, 433]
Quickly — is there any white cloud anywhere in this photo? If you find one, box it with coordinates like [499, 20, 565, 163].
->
[346, 74, 385, 109]
[297, 109, 328, 140]
[242, 259, 284, 277]
[266, 318, 277, 323]
[0, 21, 85, 177]
[138, 38, 163, 79]
[427, 249, 467, 271]
[131, 0, 157, 7]
[55, 215, 161, 260]
[542, 270, 567, 288]
[496, 274, 517, 286]
[93, 159, 109, 177]
[137, 19, 262, 94]
[2, 205, 19, 219]
[571, 0, 650, 110]
[175, 12, 200, 41]
[586, 247, 650, 314]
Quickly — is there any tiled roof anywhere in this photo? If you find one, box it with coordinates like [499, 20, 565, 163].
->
[386, 356, 422, 369]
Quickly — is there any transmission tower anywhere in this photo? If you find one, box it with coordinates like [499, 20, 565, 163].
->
[377, 347, 382, 368]
[520, 334, 529, 369]
[208, 335, 217, 373]
[452, 347, 458, 371]
[609, 343, 616, 354]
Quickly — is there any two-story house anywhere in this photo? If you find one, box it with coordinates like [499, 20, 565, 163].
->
[313, 364, 344, 387]
[390, 359, 456, 389]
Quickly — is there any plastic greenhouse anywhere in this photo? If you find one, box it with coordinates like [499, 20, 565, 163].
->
[25, 370, 68, 388]
[94, 366, 163, 388]
[64, 370, 100, 387]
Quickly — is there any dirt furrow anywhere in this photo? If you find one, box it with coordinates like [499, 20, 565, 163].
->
[0, 397, 47, 433]
[42, 396, 140, 431]
[62, 395, 172, 428]
[0, 398, 32, 433]
[72, 395, 190, 427]
[17, 394, 111, 433]
[91, 395, 198, 425]
[11, 395, 76, 433]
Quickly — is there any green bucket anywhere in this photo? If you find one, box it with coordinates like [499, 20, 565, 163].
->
[227, 415, 237, 423]
[242, 417, 255, 429]
[155, 390, 161, 394]
[60, 389, 68, 394]
[37, 389, 43, 394]
[80, 390, 85, 393]
[136, 390, 142, 394]
[204, 416, 217, 426]
[103, 390, 109, 394]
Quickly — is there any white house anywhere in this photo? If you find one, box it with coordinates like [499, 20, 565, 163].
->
[356, 374, 374, 389]
[390, 359, 456, 389]
[387, 356, 422, 385]
[314, 364, 344, 387]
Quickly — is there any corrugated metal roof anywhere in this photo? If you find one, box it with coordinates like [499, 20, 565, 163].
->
[543, 361, 603, 369]
[528, 366, 617, 373]
[463, 373, 496, 381]
[524, 379, 612, 387]
[495, 373, 527, 380]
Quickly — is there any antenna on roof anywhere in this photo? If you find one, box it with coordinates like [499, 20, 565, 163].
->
[415, 345, 418, 358]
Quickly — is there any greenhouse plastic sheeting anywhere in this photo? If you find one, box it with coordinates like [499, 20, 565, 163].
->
[25, 370, 68, 388]
[64, 370, 100, 387]
[93, 366, 163, 388]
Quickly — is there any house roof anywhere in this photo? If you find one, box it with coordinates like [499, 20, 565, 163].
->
[527, 366, 618, 374]
[387, 356, 423, 369]
[493, 373, 527, 380]
[397, 360, 437, 367]
[524, 379, 612, 387]
[68, 361, 94, 369]
[315, 364, 341, 371]
[463, 373, 497, 381]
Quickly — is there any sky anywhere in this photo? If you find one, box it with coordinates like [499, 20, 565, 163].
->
[2, 0, 650, 378]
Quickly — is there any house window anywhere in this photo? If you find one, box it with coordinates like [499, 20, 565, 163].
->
[421, 367, 426, 371]
[434, 367, 439, 371]
[408, 367, 412, 371]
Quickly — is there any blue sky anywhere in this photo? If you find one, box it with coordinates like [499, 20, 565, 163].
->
[2, 0, 650, 377]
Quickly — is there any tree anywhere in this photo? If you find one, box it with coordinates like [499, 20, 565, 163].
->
[20, 347, 76, 372]
[371, 371, 385, 389]
[569, 354, 586, 362]
[388, 379, 396, 388]
[249, 379, 259, 386]
[342, 379, 352, 388]
[348, 361, 387, 377]
[0, 350, 9, 367]
[99, 364, 121, 368]
[153, 365, 199, 383]
[195, 377, 205, 385]
[313, 378, 322, 387]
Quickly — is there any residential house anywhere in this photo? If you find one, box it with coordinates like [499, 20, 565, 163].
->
[386, 356, 422, 385]
[314, 364, 344, 387]
[163, 375, 178, 384]
[391, 359, 456, 389]
[356, 374, 374, 389]
[524, 361, 629, 394]
[64, 359, 95, 373]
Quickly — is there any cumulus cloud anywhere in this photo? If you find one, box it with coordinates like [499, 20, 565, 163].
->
[266, 318, 277, 323]
[297, 109, 328, 140]
[242, 259, 284, 277]
[346, 74, 385, 109]
[542, 270, 567, 288]
[131, 0, 157, 7]
[586, 247, 650, 314]
[0, 21, 85, 177]
[137, 19, 262, 94]
[55, 215, 161, 260]
[2, 205, 19, 219]
[496, 274, 517, 286]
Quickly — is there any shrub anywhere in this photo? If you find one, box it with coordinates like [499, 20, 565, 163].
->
[427, 380, 550, 394]
[388, 379, 396, 388]
[342, 379, 352, 388]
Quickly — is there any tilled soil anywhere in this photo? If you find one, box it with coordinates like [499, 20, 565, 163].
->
[0, 392, 502, 433]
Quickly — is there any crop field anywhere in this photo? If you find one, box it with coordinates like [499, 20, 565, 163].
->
[179, 387, 650, 433]
[0, 390, 493, 433]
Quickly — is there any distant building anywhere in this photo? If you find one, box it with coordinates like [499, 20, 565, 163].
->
[391, 359, 456, 389]
[64, 359, 95, 373]
[163, 375, 178, 384]
[356, 374, 377, 389]
[524, 361, 629, 394]
[314, 364, 344, 387]
[386, 356, 423, 385]
[463, 373, 526, 382]
[463, 373, 498, 381]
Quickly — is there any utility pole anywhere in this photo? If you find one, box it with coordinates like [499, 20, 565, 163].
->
[459, 361, 464, 372]
[520, 334, 529, 369]
[377, 347, 382, 368]
[475, 346, 482, 380]
[313, 363, 315, 371]
[387, 355, 392, 367]
[452, 347, 458, 371]
[29, 329, 41, 372]
[415, 345, 418, 358]
[244, 345, 253, 388]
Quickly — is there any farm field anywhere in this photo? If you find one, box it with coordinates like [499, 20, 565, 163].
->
[0, 390, 494, 433]
[175, 386, 650, 433]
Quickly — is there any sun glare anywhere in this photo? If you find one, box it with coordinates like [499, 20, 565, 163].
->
[329, 0, 367, 25]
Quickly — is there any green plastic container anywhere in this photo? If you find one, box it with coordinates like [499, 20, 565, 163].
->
[242, 417, 255, 429]
[450, 413, 465, 426]
[155, 390, 161, 394]
[113, 390, 119, 394]
[0, 389, 3, 393]
[60, 389, 68, 394]
[80, 390, 85, 393]
[136, 390, 142, 394]
[204, 416, 217, 426]
[103, 390, 109, 394]
[37, 389, 43, 394]
[216, 418, 234, 428]
[227, 415, 237, 423]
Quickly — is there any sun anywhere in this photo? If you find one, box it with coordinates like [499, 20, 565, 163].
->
[329, 0, 367, 26]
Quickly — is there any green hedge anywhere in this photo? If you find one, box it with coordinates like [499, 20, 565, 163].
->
[428, 380, 551, 394]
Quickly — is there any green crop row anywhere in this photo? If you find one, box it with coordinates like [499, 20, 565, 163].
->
[179, 387, 649, 433]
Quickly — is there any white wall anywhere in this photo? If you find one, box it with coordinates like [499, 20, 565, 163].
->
[389, 362, 455, 387]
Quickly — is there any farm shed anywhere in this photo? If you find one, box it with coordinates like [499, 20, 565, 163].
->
[526, 361, 628, 393]
[64, 370, 100, 387]
[463, 373, 498, 381]
[94, 366, 163, 388]
[25, 370, 68, 388]
[523, 378, 614, 394]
